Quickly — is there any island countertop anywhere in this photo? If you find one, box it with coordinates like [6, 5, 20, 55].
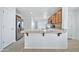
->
[20, 29, 66, 34]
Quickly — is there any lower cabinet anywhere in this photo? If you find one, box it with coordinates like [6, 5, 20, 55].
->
[25, 32, 68, 49]
[25, 33, 43, 48]
[56, 32, 68, 49]
[43, 33, 57, 48]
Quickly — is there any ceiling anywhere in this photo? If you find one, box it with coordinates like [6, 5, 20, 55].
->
[16, 7, 58, 19]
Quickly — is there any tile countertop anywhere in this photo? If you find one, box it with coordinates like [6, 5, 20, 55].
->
[20, 29, 66, 34]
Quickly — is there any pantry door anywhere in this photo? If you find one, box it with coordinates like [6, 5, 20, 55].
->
[2, 8, 16, 48]
[0, 8, 3, 49]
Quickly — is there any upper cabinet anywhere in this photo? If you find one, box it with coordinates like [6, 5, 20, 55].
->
[16, 15, 21, 20]
[48, 8, 62, 29]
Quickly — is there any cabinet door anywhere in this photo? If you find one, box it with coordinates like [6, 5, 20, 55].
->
[44, 33, 57, 48]
[0, 8, 3, 49]
[2, 8, 16, 48]
[26, 33, 43, 48]
[52, 16, 55, 24]
[56, 33, 68, 49]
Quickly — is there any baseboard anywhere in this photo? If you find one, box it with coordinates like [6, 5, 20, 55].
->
[24, 46, 68, 49]
[0, 40, 15, 52]
[68, 38, 72, 40]
[24, 47, 68, 49]
[68, 37, 76, 40]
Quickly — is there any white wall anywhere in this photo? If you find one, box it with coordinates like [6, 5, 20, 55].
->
[75, 10, 79, 40]
[2, 8, 16, 48]
[37, 20, 47, 30]
[62, 7, 69, 40]
[0, 8, 16, 50]
[62, 7, 79, 39]
[24, 15, 32, 30]
[67, 7, 79, 40]
[24, 17, 48, 31]
[62, 7, 68, 29]
[68, 8, 76, 39]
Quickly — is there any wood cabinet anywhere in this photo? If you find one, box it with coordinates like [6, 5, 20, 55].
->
[53, 9, 62, 24]
[52, 15, 56, 24]
[48, 8, 62, 29]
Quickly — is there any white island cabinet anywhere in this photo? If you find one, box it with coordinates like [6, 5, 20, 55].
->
[25, 33, 43, 48]
[23, 29, 68, 49]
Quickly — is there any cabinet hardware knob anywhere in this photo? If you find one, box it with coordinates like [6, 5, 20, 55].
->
[42, 33, 45, 36]
[26, 33, 29, 36]
[57, 33, 62, 36]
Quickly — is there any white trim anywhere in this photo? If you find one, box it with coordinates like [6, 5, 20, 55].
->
[24, 47, 68, 49]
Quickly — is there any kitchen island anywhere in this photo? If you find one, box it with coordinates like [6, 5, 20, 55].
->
[21, 29, 68, 49]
